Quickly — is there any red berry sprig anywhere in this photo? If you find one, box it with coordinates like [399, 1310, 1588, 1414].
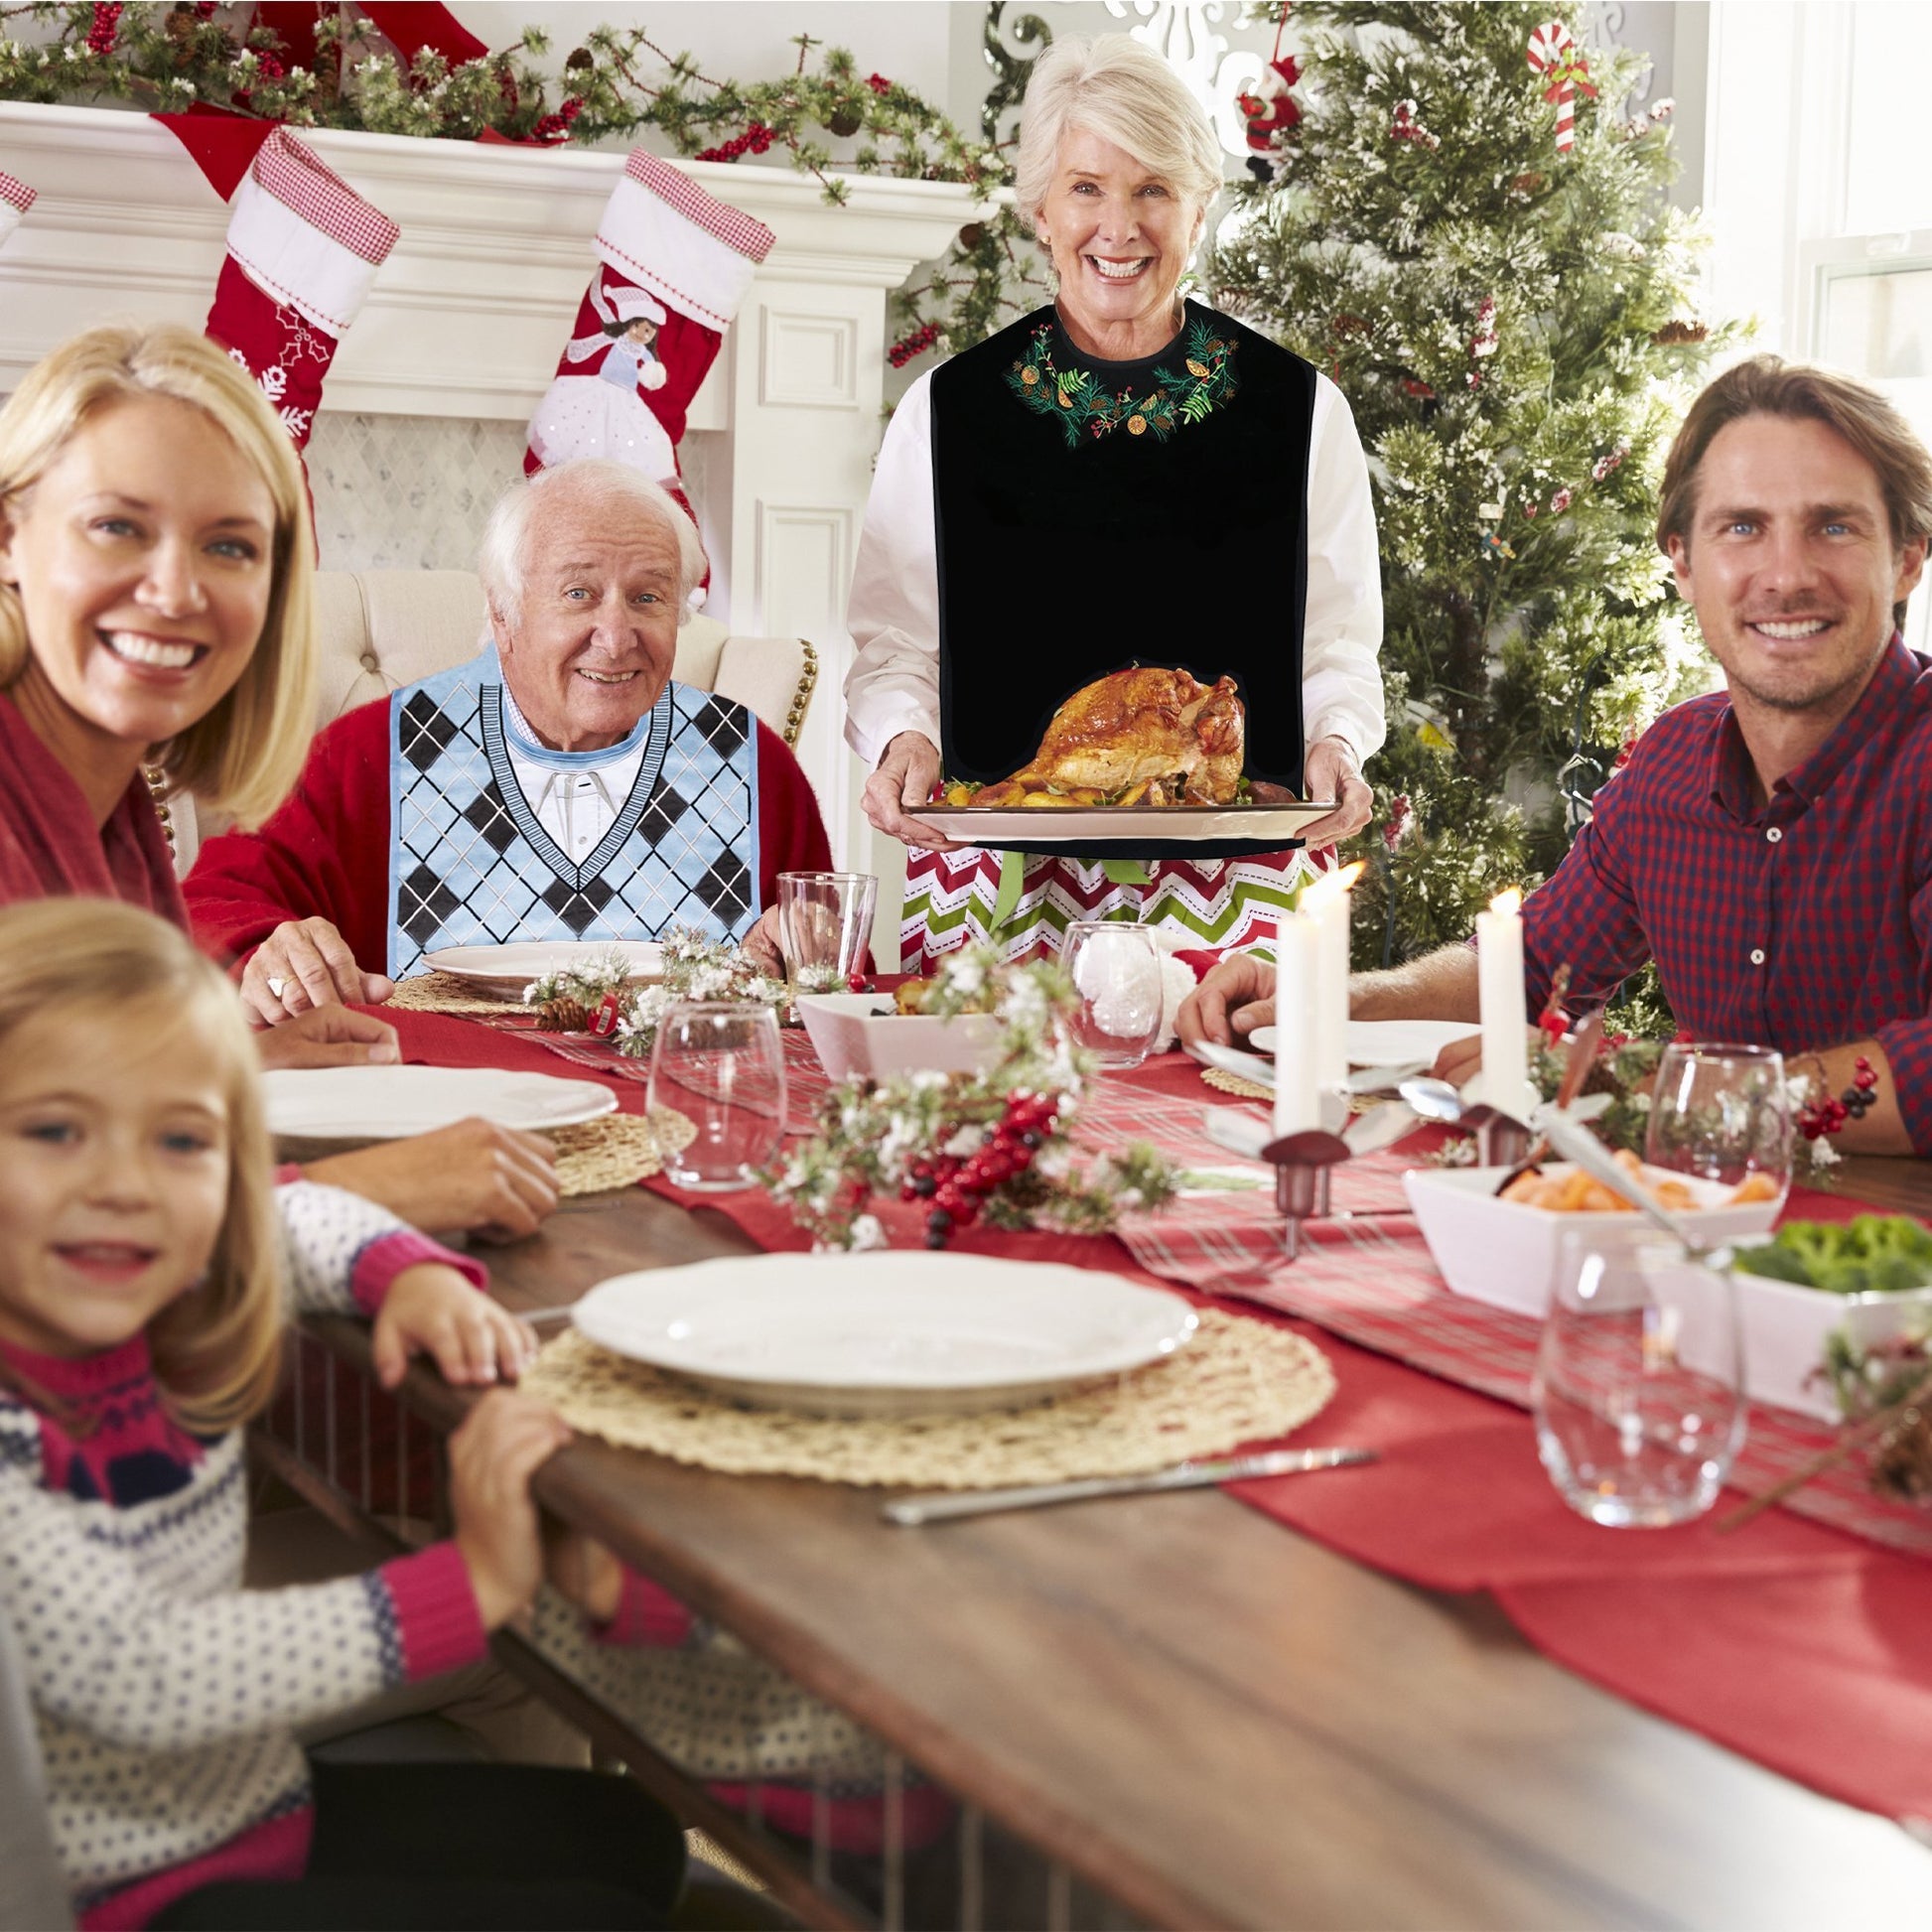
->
[1799, 1054, 1879, 1141]
[905, 1091, 1059, 1248]
[696, 120, 774, 163]
[890, 321, 942, 369]
[532, 96, 585, 144]
[85, 3, 122, 57]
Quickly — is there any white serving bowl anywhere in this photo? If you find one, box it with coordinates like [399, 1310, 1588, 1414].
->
[1406, 1151, 1792, 1352]
[796, 993, 1002, 1082]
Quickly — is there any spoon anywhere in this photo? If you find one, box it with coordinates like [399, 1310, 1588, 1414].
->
[1396, 1075, 1502, 1131]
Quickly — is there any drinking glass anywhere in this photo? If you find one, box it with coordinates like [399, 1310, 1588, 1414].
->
[1533, 1225, 1746, 1527]
[775, 872, 878, 982]
[646, 1002, 787, 1191]
[1062, 922, 1164, 1069]
[1645, 1041, 1792, 1203]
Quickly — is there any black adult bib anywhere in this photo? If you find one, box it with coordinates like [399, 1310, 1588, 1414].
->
[929, 299, 1316, 860]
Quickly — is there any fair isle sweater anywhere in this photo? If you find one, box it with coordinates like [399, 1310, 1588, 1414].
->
[0, 1182, 490, 1928]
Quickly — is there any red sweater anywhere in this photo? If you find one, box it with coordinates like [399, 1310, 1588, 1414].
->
[185, 691, 832, 972]
[0, 694, 185, 919]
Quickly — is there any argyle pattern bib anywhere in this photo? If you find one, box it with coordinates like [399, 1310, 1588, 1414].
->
[385, 654, 760, 977]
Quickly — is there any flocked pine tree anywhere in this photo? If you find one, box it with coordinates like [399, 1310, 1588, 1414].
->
[1205, 1, 1734, 982]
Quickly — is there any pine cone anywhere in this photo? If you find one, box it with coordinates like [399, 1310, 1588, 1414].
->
[536, 997, 592, 1033]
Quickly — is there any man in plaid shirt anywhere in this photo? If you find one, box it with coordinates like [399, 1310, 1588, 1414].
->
[1181, 356, 1932, 1154]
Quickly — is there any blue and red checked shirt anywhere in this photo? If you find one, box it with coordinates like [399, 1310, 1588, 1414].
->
[1520, 636, 1932, 1151]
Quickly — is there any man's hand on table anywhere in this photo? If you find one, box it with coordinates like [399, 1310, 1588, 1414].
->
[1176, 953, 1276, 1047]
[741, 905, 785, 978]
[304, 1117, 562, 1241]
[252, 1004, 400, 1071]
[243, 915, 395, 1026]
[373, 1262, 539, 1390]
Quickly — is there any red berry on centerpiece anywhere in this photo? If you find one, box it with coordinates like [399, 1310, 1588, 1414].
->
[848, 972, 872, 993]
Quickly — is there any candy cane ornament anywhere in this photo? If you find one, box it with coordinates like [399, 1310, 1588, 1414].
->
[1526, 20, 1598, 154]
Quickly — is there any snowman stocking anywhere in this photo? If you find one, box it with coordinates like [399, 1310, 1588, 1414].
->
[204, 129, 399, 451]
[0, 169, 34, 253]
[525, 150, 774, 518]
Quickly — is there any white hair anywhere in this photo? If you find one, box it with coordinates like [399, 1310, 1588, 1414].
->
[1012, 35, 1223, 229]
[477, 460, 707, 627]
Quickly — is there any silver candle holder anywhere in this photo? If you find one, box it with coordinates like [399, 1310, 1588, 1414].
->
[1257, 1128, 1353, 1260]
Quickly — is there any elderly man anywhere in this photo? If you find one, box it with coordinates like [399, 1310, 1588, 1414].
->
[188, 461, 830, 1017]
[1181, 355, 1932, 1155]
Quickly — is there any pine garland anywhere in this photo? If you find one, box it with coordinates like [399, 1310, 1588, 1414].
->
[0, 3, 1045, 365]
[1205, 2, 1736, 982]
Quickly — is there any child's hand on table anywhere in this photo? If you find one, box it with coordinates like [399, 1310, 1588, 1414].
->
[373, 1263, 537, 1389]
[451, 1390, 572, 1629]
[545, 1525, 625, 1622]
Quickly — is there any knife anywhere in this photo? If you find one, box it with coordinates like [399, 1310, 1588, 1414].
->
[881, 1447, 1377, 1526]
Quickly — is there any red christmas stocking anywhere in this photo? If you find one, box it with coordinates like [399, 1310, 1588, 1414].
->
[0, 169, 34, 253]
[525, 151, 774, 513]
[203, 129, 398, 451]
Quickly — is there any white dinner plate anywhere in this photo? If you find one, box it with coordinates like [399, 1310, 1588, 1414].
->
[1248, 1019, 1480, 1068]
[571, 1252, 1198, 1417]
[901, 801, 1335, 845]
[264, 1065, 617, 1141]
[422, 940, 665, 1000]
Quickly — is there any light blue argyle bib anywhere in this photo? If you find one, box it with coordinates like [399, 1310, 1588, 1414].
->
[385, 651, 760, 978]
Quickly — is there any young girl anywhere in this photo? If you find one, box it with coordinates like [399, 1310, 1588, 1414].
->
[0, 899, 683, 1929]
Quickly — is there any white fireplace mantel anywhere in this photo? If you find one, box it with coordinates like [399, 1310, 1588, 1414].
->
[0, 101, 981, 885]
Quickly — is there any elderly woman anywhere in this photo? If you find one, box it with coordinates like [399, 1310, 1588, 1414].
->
[186, 458, 831, 1008]
[0, 321, 557, 1240]
[847, 35, 1384, 971]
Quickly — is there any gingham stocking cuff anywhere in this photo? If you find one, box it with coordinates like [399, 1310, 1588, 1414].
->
[0, 169, 34, 247]
[225, 128, 400, 338]
[597, 150, 776, 333]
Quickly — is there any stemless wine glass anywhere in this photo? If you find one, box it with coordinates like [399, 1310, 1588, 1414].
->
[1533, 1224, 1746, 1527]
[775, 872, 878, 982]
[1062, 922, 1165, 1069]
[1645, 1041, 1793, 1204]
[646, 1002, 787, 1191]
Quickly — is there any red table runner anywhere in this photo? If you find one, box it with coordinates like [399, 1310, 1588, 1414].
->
[382, 1011, 1932, 1828]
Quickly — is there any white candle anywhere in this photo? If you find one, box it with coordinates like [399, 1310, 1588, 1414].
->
[1271, 912, 1321, 1139]
[1475, 887, 1530, 1118]
[1301, 861, 1364, 1095]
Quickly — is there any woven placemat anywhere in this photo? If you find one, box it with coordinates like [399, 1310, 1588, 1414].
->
[521, 1309, 1333, 1489]
[1201, 1065, 1273, 1101]
[384, 973, 523, 1017]
[548, 1109, 695, 1196]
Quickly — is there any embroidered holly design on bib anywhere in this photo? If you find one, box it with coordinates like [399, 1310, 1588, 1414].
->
[1005, 318, 1239, 448]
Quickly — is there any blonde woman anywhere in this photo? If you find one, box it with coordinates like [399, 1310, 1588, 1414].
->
[0, 322, 557, 1239]
[847, 34, 1384, 972]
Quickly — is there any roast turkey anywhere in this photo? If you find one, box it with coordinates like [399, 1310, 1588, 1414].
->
[965, 667, 1245, 807]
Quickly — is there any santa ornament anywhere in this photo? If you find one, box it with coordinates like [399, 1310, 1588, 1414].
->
[0, 169, 33, 252]
[199, 129, 399, 451]
[525, 149, 774, 516]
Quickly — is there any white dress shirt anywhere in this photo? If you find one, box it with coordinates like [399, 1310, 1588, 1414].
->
[500, 686, 648, 864]
[842, 361, 1387, 773]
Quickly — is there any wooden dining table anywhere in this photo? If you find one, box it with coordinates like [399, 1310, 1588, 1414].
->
[272, 1072, 1932, 1932]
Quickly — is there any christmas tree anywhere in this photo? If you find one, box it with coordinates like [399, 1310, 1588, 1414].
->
[1206, 2, 1731, 981]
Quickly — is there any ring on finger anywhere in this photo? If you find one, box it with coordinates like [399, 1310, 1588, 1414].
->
[266, 975, 290, 1002]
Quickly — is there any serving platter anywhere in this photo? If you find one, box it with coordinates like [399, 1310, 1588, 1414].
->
[571, 1252, 1198, 1416]
[902, 801, 1336, 844]
[422, 940, 665, 1000]
[264, 1065, 617, 1141]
